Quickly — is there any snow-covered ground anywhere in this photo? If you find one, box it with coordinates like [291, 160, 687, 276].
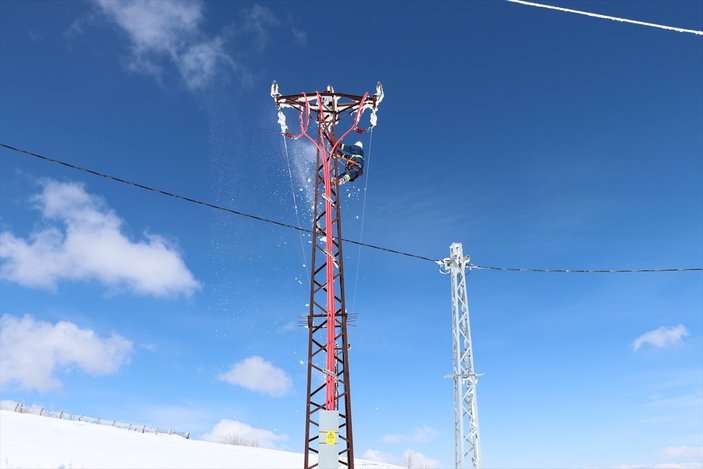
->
[0, 410, 401, 468]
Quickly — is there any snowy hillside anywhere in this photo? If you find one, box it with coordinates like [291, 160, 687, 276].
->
[0, 410, 401, 469]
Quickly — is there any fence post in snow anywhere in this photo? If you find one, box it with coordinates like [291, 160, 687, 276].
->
[7, 405, 191, 440]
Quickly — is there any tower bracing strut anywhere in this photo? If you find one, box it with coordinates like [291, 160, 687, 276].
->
[440, 243, 481, 469]
[272, 82, 383, 469]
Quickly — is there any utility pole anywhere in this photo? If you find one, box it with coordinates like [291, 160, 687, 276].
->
[272, 82, 383, 469]
[440, 243, 481, 468]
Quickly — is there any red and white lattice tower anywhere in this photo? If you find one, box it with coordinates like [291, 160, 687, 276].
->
[271, 82, 383, 469]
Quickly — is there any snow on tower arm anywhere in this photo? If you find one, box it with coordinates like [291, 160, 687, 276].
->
[270, 80, 279, 99]
[271, 81, 289, 135]
[367, 82, 384, 130]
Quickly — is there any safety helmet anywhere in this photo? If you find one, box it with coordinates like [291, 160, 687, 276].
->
[354, 141, 363, 149]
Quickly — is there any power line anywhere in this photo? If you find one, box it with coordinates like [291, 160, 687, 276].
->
[2, 142, 701, 274]
[0, 143, 436, 263]
[470, 265, 702, 273]
[507, 0, 703, 36]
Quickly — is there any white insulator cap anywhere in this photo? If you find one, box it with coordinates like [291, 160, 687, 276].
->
[369, 110, 377, 128]
[277, 111, 288, 134]
[271, 80, 279, 98]
[375, 82, 384, 104]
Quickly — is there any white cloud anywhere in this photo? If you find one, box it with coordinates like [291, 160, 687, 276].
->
[0, 314, 133, 392]
[661, 446, 703, 458]
[410, 425, 440, 443]
[362, 449, 396, 464]
[96, 0, 201, 52]
[202, 419, 287, 449]
[0, 179, 200, 298]
[380, 425, 440, 444]
[380, 433, 402, 443]
[632, 325, 689, 351]
[403, 449, 442, 469]
[241, 4, 279, 52]
[654, 464, 703, 469]
[93, 0, 234, 90]
[27, 28, 42, 42]
[218, 356, 292, 397]
[90, 1, 285, 91]
[176, 37, 233, 90]
[290, 26, 307, 46]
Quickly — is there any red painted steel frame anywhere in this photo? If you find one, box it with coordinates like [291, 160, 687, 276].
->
[303, 92, 367, 412]
[274, 87, 377, 469]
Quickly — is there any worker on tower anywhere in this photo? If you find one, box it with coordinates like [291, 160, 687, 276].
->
[336, 141, 364, 185]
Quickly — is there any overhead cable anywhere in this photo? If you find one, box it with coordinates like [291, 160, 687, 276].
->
[2, 142, 701, 273]
[470, 265, 702, 273]
[507, 0, 703, 36]
[0, 143, 436, 263]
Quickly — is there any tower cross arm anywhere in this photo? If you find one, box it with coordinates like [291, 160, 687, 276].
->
[271, 81, 383, 113]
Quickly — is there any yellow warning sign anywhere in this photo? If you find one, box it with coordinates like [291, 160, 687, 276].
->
[325, 431, 337, 445]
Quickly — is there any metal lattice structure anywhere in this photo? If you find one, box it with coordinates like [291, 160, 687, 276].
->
[441, 243, 481, 468]
[272, 82, 383, 469]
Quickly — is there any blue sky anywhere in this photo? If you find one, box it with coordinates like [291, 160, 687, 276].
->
[1, 1, 702, 467]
